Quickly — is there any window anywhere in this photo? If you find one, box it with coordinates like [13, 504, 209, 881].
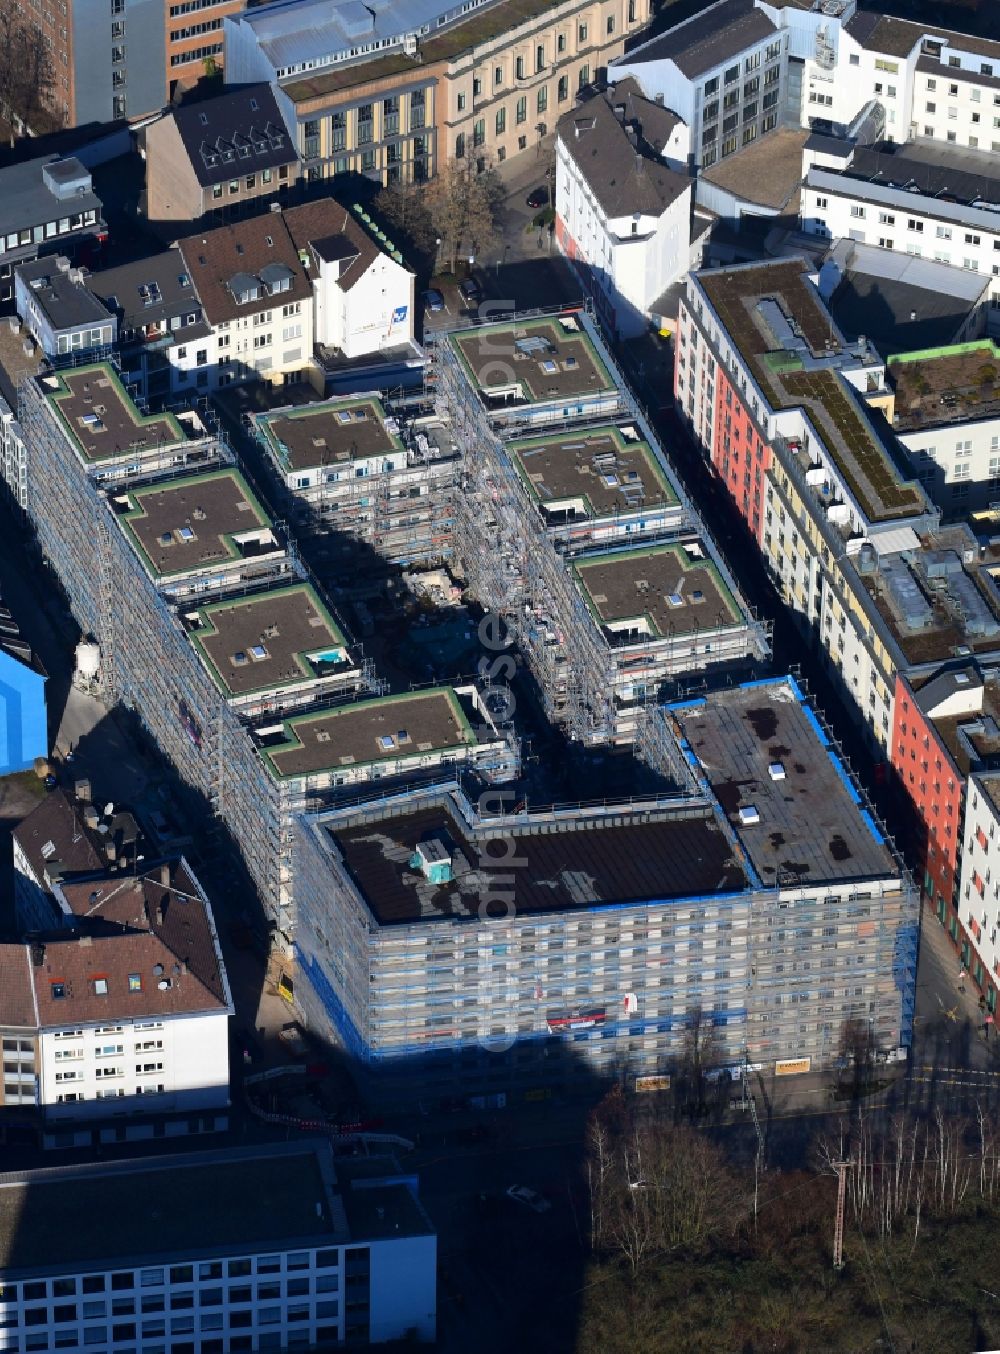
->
[494, 64, 502, 85]
[516, 96, 526, 124]
[457, 92, 466, 112]
[455, 132, 465, 158]
[536, 43, 544, 71]
[850, 205, 866, 219]
[724, 63, 739, 84]
[815, 195, 828, 209]
[473, 118, 485, 146]
[515, 54, 525, 80]
[557, 31, 566, 54]
[874, 58, 898, 73]
[578, 21, 587, 42]
[558, 75, 568, 102]
[966, 232, 982, 245]
[93, 977, 108, 996]
[537, 86, 547, 113]
[878, 212, 895, 225]
[907, 219, 924, 233]
[937, 225, 952, 239]
[578, 65, 590, 89]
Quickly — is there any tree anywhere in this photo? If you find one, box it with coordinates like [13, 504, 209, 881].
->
[0, 6, 57, 134]
[373, 181, 437, 261]
[675, 1007, 723, 1118]
[424, 158, 503, 272]
[837, 1016, 875, 1098]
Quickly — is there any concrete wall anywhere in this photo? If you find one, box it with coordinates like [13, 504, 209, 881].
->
[72, 0, 166, 124]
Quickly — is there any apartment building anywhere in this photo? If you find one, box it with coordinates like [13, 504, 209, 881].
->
[3, 814, 234, 1150]
[293, 675, 915, 1102]
[0, 1140, 437, 1350]
[143, 84, 299, 235]
[820, 11, 1000, 149]
[15, 256, 117, 360]
[887, 339, 1000, 514]
[677, 257, 1000, 1009]
[800, 143, 1000, 323]
[16, 361, 514, 949]
[431, 310, 767, 743]
[252, 393, 457, 566]
[957, 769, 1000, 999]
[555, 81, 695, 338]
[0, 156, 105, 311]
[610, 0, 790, 171]
[223, 0, 648, 186]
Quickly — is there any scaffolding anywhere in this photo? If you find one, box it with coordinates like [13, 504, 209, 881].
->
[251, 394, 460, 571]
[427, 313, 770, 745]
[19, 363, 516, 953]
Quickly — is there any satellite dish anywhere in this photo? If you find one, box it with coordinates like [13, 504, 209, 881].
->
[104, 802, 114, 815]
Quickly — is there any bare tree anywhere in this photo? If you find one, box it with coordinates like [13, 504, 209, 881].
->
[838, 1016, 876, 1098]
[0, 5, 56, 134]
[423, 158, 503, 272]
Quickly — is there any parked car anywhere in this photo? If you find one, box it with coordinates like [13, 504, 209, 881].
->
[422, 288, 445, 312]
[459, 277, 482, 305]
[526, 186, 549, 209]
[506, 1184, 551, 1213]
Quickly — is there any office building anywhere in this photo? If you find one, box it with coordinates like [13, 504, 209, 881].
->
[0, 157, 105, 312]
[0, 1140, 436, 1348]
[223, 0, 649, 187]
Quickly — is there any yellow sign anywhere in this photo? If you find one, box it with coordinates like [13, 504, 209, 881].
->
[635, 1074, 671, 1093]
[774, 1057, 811, 1077]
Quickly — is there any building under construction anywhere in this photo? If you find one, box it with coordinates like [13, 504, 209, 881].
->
[293, 675, 917, 1101]
[18, 362, 517, 947]
[427, 312, 770, 743]
[251, 393, 458, 569]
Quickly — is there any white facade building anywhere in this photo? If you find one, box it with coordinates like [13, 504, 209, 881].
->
[801, 156, 1000, 328]
[959, 771, 1000, 992]
[0, 1140, 437, 1352]
[555, 82, 693, 337]
[310, 224, 414, 362]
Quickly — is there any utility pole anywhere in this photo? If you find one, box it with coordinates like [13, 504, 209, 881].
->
[832, 1159, 852, 1270]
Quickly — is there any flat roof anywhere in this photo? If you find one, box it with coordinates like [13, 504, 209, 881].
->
[120, 469, 274, 578]
[16, 257, 112, 331]
[509, 424, 677, 521]
[451, 315, 614, 405]
[574, 542, 741, 641]
[889, 341, 1000, 432]
[257, 395, 400, 472]
[0, 155, 102, 237]
[671, 678, 898, 887]
[263, 688, 474, 779]
[329, 797, 747, 925]
[0, 1145, 345, 1274]
[699, 128, 807, 213]
[190, 583, 348, 697]
[855, 527, 1000, 666]
[42, 363, 185, 463]
[697, 261, 926, 522]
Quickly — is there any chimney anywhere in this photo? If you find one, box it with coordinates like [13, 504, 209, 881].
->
[31, 941, 45, 967]
[155, 901, 164, 926]
[78, 934, 93, 947]
[180, 959, 188, 975]
[159, 862, 170, 887]
[635, 152, 643, 176]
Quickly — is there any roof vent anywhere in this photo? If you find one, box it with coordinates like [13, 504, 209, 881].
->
[768, 762, 786, 781]
[738, 805, 761, 826]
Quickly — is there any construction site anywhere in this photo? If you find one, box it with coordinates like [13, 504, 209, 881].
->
[9, 309, 918, 1103]
[251, 393, 459, 570]
[293, 676, 917, 1102]
[426, 311, 770, 744]
[18, 361, 516, 954]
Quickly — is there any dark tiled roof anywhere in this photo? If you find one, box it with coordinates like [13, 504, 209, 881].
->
[13, 789, 105, 886]
[0, 945, 35, 1028]
[845, 12, 1000, 61]
[844, 144, 1000, 205]
[177, 214, 312, 326]
[172, 84, 296, 189]
[88, 250, 200, 330]
[35, 861, 229, 1023]
[283, 199, 379, 293]
[627, 0, 776, 77]
[557, 89, 690, 219]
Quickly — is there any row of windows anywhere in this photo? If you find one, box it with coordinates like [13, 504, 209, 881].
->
[1, 211, 98, 254]
[0, 1252, 345, 1303]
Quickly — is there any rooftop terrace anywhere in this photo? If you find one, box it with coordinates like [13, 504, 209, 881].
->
[188, 583, 348, 697]
[261, 688, 475, 779]
[329, 795, 747, 925]
[697, 263, 926, 522]
[509, 424, 677, 522]
[42, 363, 185, 463]
[574, 542, 741, 644]
[451, 315, 614, 406]
[0, 1144, 345, 1274]
[670, 677, 898, 887]
[256, 396, 401, 473]
[118, 469, 276, 578]
[888, 341, 1000, 433]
